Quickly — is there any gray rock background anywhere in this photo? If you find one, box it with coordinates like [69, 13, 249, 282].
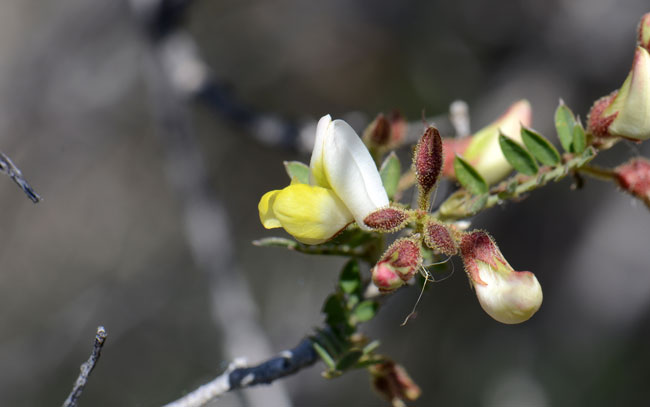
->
[0, 0, 649, 406]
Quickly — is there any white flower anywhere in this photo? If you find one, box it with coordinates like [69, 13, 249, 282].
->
[460, 231, 543, 324]
[259, 115, 389, 244]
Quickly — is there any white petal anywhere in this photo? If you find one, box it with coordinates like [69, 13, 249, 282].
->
[609, 47, 650, 140]
[309, 114, 332, 188]
[322, 119, 389, 229]
[474, 263, 543, 324]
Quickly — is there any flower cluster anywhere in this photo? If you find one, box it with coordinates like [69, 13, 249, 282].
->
[259, 115, 388, 244]
[259, 112, 544, 324]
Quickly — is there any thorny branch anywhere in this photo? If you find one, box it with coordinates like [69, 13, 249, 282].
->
[0, 152, 40, 203]
[61, 326, 107, 407]
[162, 338, 317, 407]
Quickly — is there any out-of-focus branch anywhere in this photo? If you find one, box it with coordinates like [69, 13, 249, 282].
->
[130, 1, 294, 406]
[162, 338, 317, 407]
[0, 152, 41, 203]
[61, 326, 107, 407]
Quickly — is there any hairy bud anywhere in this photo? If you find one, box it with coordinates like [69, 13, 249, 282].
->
[363, 113, 391, 147]
[372, 238, 422, 292]
[414, 126, 443, 210]
[587, 45, 650, 141]
[615, 157, 650, 207]
[370, 361, 421, 404]
[363, 206, 409, 232]
[424, 220, 458, 256]
[459, 231, 542, 324]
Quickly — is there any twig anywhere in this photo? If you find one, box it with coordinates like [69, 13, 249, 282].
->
[0, 152, 41, 203]
[162, 338, 317, 407]
[61, 326, 107, 407]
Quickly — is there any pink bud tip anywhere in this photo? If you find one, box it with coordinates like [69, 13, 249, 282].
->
[371, 262, 405, 292]
[363, 207, 409, 232]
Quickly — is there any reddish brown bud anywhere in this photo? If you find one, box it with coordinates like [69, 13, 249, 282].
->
[586, 91, 619, 142]
[615, 157, 650, 207]
[370, 361, 421, 404]
[381, 238, 422, 281]
[372, 238, 423, 292]
[363, 113, 391, 147]
[424, 220, 457, 256]
[414, 126, 443, 209]
[363, 207, 409, 232]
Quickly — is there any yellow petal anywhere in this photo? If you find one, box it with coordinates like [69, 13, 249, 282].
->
[258, 190, 283, 229]
[273, 183, 353, 244]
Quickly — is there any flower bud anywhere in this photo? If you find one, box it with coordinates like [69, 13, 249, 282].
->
[638, 12, 650, 51]
[414, 126, 443, 209]
[424, 220, 457, 256]
[615, 157, 650, 207]
[459, 231, 542, 324]
[363, 206, 409, 233]
[444, 100, 532, 185]
[587, 46, 650, 141]
[372, 238, 422, 292]
[370, 361, 421, 404]
[371, 262, 405, 293]
[362, 113, 391, 148]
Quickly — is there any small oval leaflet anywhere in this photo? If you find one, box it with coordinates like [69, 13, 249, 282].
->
[498, 133, 539, 176]
[453, 155, 488, 195]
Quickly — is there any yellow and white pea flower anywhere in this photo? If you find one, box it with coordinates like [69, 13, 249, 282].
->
[258, 115, 389, 244]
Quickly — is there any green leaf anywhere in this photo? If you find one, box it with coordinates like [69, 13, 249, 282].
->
[572, 122, 586, 154]
[498, 134, 539, 176]
[335, 350, 363, 371]
[283, 161, 310, 184]
[312, 342, 336, 370]
[379, 151, 401, 200]
[339, 260, 361, 295]
[352, 300, 379, 323]
[521, 126, 561, 166]
[453, 155, 488, 195]
[323, 294, 347, 326]
[555, 102, 577, 152]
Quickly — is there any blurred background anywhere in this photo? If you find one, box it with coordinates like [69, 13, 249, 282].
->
[0, 0, 649, 406]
